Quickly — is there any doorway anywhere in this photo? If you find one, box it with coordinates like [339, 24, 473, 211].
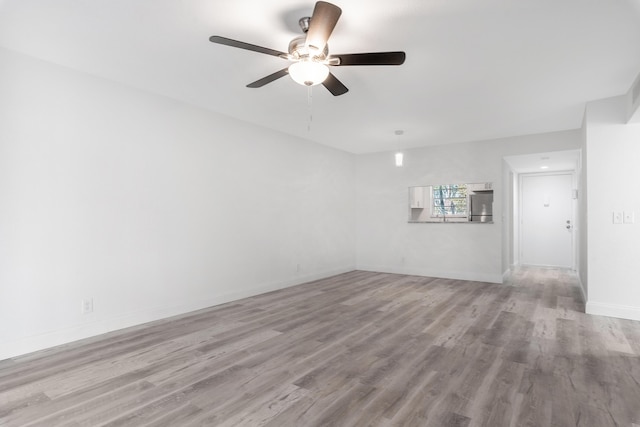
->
[519, 172, 574, 268]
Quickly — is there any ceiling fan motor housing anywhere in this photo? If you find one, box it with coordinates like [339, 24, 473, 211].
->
[288, 35, 328, 61]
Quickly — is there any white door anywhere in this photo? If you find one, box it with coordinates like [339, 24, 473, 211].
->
[520, 173, 573, 268]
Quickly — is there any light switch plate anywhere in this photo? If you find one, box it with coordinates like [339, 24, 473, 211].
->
[613, 212, 623, 224]
[624, 211, 635, 224]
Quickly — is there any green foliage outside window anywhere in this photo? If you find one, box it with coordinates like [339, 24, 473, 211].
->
[432, 184, 468, 216]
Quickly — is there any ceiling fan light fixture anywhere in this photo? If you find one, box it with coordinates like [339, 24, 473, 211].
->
[288, 59, 329, 86]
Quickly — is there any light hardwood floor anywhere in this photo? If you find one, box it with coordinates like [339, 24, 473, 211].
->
[1, 268, 639, 426]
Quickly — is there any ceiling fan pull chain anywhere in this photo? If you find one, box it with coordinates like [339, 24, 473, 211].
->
[307, 85, 313, 132]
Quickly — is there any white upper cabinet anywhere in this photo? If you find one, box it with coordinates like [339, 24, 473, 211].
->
[410, 186, 425, 208]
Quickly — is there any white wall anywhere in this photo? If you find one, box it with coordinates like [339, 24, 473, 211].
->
[0, 48, 356, 360]
[501, 160, 512, 276]
[355, 131, 581, 283]
[585, 95, 640, 320]
[626, 71, 640, 122]
[577, 114, 588, 299]
[510, 170, 520, 267]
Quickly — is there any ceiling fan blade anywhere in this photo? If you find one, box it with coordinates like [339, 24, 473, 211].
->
[332, 51, 406, 66]
[305, 1, 342, 53]
[322, 73, 348, 96]
[246, 68, 290, 88]
[209, 36, 287, 58]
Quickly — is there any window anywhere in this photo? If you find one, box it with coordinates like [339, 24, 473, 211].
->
[431, 184, 468, 217]
[408, 183, 493, 223]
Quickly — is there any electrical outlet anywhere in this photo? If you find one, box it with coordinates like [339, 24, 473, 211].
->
[81, 298, 93, 314]
[624, 211, 635, 224]
[613, 212, 623, 224]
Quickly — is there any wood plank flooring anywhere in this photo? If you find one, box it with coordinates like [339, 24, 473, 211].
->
[1, 267, 639, 426]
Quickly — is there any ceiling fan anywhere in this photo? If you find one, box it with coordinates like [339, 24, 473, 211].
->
[209, 1, 406, 96]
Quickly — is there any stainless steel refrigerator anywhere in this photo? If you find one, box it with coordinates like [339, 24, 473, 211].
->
[469, 192, 493, 222]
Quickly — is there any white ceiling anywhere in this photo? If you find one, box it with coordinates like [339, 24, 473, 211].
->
[1, 0, 640, 154]
[504, 149, 580, 173]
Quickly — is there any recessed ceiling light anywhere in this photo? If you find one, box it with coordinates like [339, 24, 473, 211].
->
[540, 165, 549, 169]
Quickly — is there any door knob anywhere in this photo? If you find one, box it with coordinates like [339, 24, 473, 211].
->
[566, 225, 571, 229]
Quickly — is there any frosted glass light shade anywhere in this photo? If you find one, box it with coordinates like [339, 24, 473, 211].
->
[289, 60, 329, 86]
[395, 152, 404, 167]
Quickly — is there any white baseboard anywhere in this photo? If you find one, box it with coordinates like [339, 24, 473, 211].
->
[586, 301, 640, 321]
[356, 265, 503, 284]
[1, 266, 354, 361]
